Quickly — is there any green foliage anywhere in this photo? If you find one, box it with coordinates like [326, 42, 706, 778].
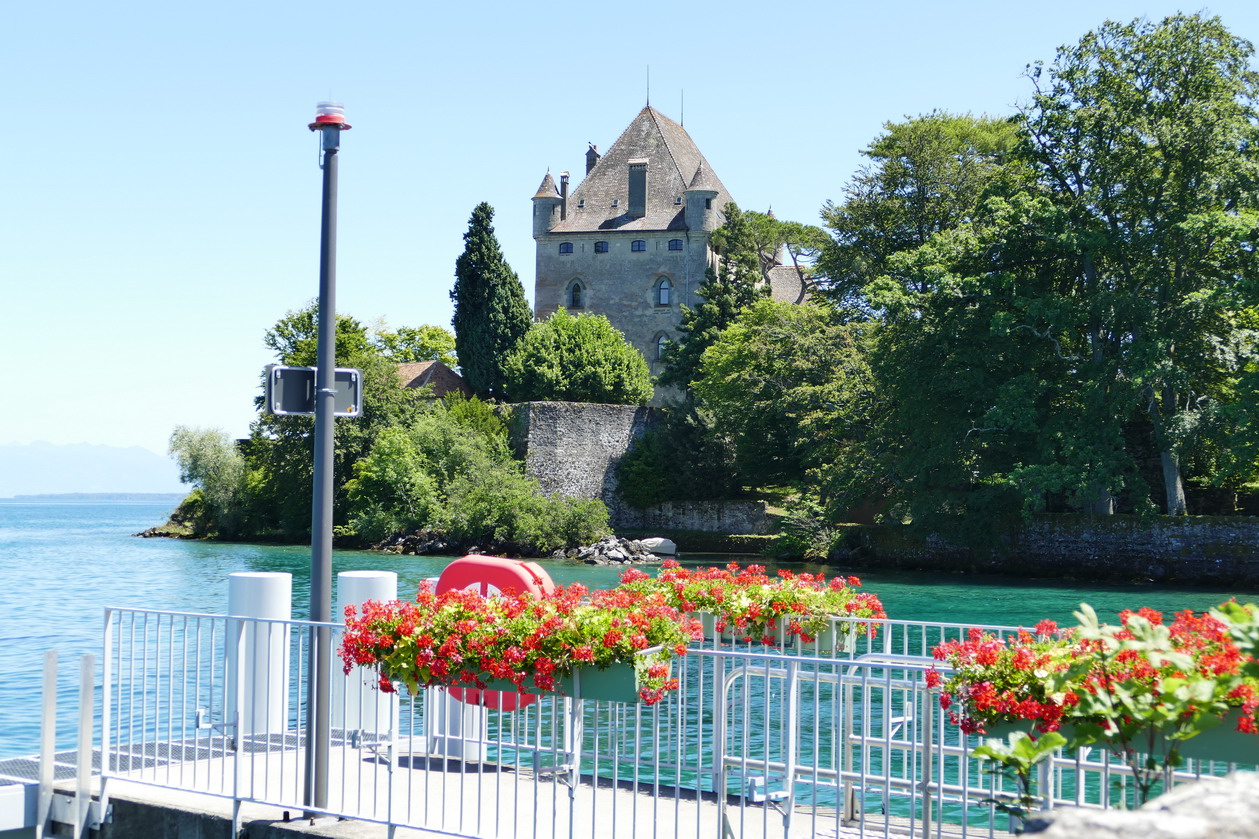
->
[168, 426, 247, 536]
[818, 112, 1027, 314]
[694, 300, 874, 490]
[450, 203, 532, 399]
[1015, 14, 1259, 514]
[614, 406, 740, 509]
[971, 731, 1067, 821]
[503, 309, 653, 405]
[176, 302, 604, 555]
[436, 465, 610, 556]
[376, 324, 458, 366]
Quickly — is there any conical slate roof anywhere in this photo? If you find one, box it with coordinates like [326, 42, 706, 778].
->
[687, 161, 721, 193]
[551, 106, 733, 233]
[532, 171, 560, 200]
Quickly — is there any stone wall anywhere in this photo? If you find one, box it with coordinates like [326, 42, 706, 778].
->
[511, 401, 654, 525]
[846, 515, 1259, 585]
[510, 401, 773, 534]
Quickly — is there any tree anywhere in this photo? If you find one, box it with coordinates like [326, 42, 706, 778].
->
[245, 304, 428, 537]
[1018, 13, 1259, 514]
[503, 309, 653, 404]
[817, 112, 1026, 314]
[659, 203, 770, 390]
[376, 324, 457, 366]
[168, 426, 247, 535]
[450, 203, 532, 399]
[692, 299, 881, 496]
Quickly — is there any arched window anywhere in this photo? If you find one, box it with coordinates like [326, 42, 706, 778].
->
[594, 241, 609, 253]
[655, 277, 672, 306]
[667, 239, 683, 251]
[655, 334, 670, 361]
[559, 242, 574, 254]
[631, 239, 647, 252]
[568, 282, 584, 309]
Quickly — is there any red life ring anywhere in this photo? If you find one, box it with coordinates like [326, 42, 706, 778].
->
[436, 554, 555, 711]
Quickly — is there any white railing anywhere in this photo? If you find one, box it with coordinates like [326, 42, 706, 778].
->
[98, 610, 1252, 839]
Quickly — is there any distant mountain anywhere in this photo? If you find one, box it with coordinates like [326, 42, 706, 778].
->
[0, 442, 187, 498]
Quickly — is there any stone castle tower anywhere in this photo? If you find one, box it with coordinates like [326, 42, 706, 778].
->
[531, 106, 735, 382]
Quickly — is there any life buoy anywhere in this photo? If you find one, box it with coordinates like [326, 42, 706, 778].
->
[436, 554, 556, 711]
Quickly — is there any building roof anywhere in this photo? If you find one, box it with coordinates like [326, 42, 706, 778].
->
[532, 171, 560, 201]
[548, 106, 733, 234]
[767, 265, 809, 305]
[396, 361, 472, 398]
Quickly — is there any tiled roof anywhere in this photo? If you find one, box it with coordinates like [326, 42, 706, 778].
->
[396, 361, 472, 398]
[532, 171, 560, 200]
[767, 265, 809, 304]
[550, 106, 733, 233]
[687, 162, 720, 193]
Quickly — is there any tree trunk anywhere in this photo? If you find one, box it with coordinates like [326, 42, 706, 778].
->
[1083, 484, 1116, 516]
[1147, 384, 1187, 515]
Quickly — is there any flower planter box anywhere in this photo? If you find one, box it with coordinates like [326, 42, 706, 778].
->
[467, 661, 654, 705]
[691, 613, 855, 653]
[983, 710, 1257, 764]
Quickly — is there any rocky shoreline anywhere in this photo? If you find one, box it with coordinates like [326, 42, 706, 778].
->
[549, 535, 667, 565]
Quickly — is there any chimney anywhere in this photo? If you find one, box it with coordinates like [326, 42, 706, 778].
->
[628, 158, 648, 218]
[560, 171, 569, 220]
[586, 143, 601, 175]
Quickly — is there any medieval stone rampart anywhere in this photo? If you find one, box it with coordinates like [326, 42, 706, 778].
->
[509, 401, 773, 534]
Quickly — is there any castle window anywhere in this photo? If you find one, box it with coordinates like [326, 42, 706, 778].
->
[705, 198, 712, 210]
[655, 333, 670, 361]
[568, 281, 585, 309]
[577, 199, 585, 208]
[559, 242, 574, 254]
[631, 240, 646, 252]
[612, 199, 620, 209]
[667, 239, 683, 251]
[594, 241, 609, 254]
[674, 196, 682, 205]
[656, 278, 672, 306]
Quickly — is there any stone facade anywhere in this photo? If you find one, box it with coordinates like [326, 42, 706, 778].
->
[531, 107, 730, 385]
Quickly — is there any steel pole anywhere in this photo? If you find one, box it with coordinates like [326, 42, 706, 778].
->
[304, 125, 339, 815]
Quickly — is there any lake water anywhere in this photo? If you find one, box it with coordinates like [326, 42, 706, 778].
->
[2, 499, 1255, 759]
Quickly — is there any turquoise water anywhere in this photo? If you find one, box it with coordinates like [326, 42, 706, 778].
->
[1, 499, 1255, 759]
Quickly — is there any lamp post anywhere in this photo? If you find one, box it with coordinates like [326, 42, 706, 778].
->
[305, 100, 349, 815]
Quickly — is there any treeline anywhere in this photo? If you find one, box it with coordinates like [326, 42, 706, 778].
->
[622, 14, 1259, 555]
[169, 204, 658, 552]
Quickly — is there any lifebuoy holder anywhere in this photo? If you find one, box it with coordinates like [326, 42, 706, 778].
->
[435, 554, 556, 710]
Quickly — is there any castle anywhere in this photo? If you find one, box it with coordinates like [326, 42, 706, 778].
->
[530, 106, 734, 383]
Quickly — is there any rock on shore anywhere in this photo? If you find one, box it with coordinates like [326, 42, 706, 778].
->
[552, 536, 662, 565]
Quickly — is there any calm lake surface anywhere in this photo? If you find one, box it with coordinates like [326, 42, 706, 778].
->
[2, 499, 1256, 759]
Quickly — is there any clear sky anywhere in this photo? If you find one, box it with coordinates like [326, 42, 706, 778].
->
[5, 0, 1258, 457]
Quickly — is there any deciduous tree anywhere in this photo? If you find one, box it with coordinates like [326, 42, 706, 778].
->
[503, 309, 653, 405]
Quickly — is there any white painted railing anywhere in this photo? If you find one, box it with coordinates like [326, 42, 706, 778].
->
[97, 609, 1252, 838]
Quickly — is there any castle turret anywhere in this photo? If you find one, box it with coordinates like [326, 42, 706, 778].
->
[531, 171, 562, 238]
[684, 163, 720, 233]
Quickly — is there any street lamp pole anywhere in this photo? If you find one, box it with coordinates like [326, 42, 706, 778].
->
[305, 100, 349, 815]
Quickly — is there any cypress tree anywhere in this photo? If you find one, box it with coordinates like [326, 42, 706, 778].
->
[450, 203, 532, 399]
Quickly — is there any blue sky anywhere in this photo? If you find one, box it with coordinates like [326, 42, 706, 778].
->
[5, 0, 1258, 456]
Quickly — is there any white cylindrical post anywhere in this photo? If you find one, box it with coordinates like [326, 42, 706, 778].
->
[227, 572, 292, 736]
[427, 688, 486, 762]
[334, 571, 398, 739]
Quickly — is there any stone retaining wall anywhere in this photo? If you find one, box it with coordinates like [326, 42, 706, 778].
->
[510, 401, 772, 534]
[846, 515, 1259, 585]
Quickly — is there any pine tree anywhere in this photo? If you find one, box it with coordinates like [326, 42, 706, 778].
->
[450, 203, 532, 399]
